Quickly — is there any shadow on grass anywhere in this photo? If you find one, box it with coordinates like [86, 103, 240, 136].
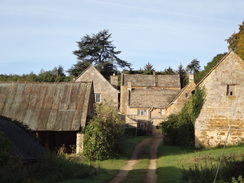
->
[156, 166, 182, 183]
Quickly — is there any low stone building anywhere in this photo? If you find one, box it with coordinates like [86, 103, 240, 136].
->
[75, 65, 119, 108]
[0, 82, 94, 153]
[120, 73, 195, 134]
[166, 75, 196, 115]
[195, 51, 244, 148]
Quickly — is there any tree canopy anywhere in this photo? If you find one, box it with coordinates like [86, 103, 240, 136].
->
[226, 21, 244, 60]
[68, 30, 131, 79]
[0, 66, 69, 82]
[143, 62, 154, 72]
[194, 53, 227, 84]
[177, 64, 188, 88]
[186, 59, 201, 74]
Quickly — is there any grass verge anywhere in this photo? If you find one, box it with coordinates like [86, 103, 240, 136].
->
[70, 136, 147, 183]
[156, 144, 244, 183]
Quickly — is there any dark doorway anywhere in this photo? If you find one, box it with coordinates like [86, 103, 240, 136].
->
[35, 131, 77, 153]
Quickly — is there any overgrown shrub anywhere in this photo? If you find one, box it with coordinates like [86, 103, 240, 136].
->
[0, 131, 96, 183]
[83, 103, 125, 160]
[182, 155, 244, 183]
[27, 153, 96, 183]
[0, 132, 27, 183]
[161, 87, 205, 146]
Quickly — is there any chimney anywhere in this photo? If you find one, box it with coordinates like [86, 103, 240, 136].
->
[128, 81, 132, 91]
[189, 74, 194, 83]
[110, 73, 118, 89]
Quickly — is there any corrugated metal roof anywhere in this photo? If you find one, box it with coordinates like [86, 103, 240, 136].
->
[0, 82, 92, 131]
[130, 88, 181, 108]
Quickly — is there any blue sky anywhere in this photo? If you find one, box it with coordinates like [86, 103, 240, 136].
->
[1, 0, 244, 75]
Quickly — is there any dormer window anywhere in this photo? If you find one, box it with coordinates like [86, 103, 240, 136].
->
[227, 85, 235, 96]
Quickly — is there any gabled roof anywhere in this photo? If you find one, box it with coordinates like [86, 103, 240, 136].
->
[165, 81, 196, 109]
[122, 74, 180, 88]
[75, 65, 119, 92]
[197, 51, 243, 86]
[0, 82, 93, 131]
[129, 88, 181, 108]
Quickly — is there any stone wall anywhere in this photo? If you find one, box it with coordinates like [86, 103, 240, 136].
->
[167, 81, 196, 115]
[76, 66, 119, 108]
[195, 52, 244, 148]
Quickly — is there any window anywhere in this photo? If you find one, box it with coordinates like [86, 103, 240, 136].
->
[185, 93, 189, 98]
[226, 85, 235, 96]
[137, 109, 147, 116]
[95, 93, 101, 103]
[161, 109, 166, 115]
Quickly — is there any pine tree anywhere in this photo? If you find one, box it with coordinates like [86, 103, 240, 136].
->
[69, 30, 131, 79]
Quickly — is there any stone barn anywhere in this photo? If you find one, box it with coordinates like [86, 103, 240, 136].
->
[195, 51, 244, 148]
[75, 65, 119, 108]
[0, 82, 94, 153]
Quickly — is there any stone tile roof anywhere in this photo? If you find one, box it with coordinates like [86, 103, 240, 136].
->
[123, 74, 180, 88]
[129, 88, 181, 108]
[0, 82, 92, 131]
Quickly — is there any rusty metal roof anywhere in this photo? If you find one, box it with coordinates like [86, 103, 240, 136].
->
[0, 82, 93, 131]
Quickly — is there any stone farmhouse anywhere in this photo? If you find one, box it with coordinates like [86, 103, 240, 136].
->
[195, 51, 244, 148]
[75, 65, 119, 107]
[120, 73, 196, 134]
[0, 82, 94, 153]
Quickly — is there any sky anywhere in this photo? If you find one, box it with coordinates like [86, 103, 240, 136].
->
[1, 0, 244, 75]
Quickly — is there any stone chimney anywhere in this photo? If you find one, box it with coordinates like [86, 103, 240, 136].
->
[189, 74, 194, 83]
[110, 73, 118, 89]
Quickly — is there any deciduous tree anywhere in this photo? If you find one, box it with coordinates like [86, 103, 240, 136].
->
[226, 21, 244, 60]
[83, 103, 125, 160]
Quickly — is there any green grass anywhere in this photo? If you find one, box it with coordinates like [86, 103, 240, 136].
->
[156, 144, 244, 183]
[67, 136, 147, 183]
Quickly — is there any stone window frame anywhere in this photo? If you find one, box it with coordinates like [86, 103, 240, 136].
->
[161, 109, 166, 115]
[95, 93, 101, 103]
[226, 85, 236, 96]
[137, 109, 147, 116]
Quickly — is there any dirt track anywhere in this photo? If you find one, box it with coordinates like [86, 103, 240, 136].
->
[108, 135, 163, 183]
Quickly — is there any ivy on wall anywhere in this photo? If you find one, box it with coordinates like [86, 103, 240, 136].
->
[161, 87, 205, 146]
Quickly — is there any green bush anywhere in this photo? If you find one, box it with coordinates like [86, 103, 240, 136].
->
[0, 132, 27, 183]
[161, 87, 205, 146]
[27, 153, 96, 183]
[182, 156, 244, 183]
[0, 131, 96, 183]
[83, 103, 125, 160]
